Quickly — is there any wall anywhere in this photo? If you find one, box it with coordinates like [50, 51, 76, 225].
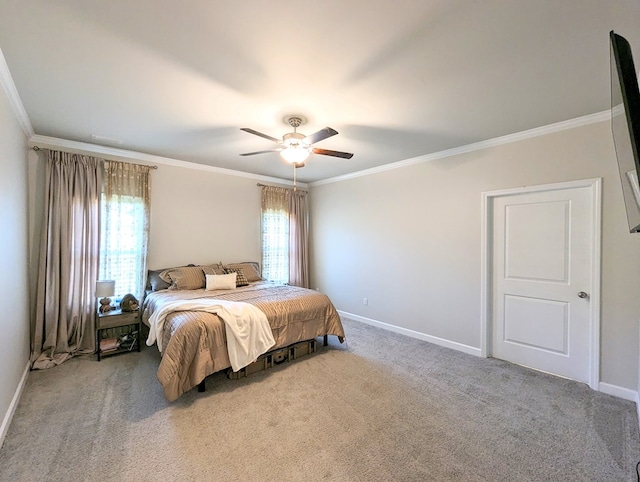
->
[146, 164, 263, 269]
[309, 120, 640, 392]
[0, 82, 30, 444]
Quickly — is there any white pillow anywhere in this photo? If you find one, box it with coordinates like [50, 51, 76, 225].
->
[205, 273, 236, 290]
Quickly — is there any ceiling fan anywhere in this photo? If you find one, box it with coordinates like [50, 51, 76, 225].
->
[240, 115, 353, 167]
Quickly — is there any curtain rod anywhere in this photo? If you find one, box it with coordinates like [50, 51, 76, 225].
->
[31, 146, 158, 169]
[257, 183, 308, 193]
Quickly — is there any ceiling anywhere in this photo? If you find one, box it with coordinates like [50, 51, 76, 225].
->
[1, 1, 639, 183]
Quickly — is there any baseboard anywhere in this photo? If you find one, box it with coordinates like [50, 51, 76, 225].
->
[0, 361, 29, 449]
[339, 312, 640, 414]
[597, 382, 638, 403]
[636, 389, 640, 430]
[599, 384, 640, 431]
[338, 311, 482, 357]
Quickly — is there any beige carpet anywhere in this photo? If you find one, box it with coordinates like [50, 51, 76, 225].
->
[1, 318, 639, 481]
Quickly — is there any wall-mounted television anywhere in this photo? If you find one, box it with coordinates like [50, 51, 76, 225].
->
[610, 31, 640, 233]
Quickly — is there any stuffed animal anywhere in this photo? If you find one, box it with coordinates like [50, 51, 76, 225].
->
[120, 294, 139, 312]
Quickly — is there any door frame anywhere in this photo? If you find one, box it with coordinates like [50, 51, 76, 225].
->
[480, 178, 602, 389]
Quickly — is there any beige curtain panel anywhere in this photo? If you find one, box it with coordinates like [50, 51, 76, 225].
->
[289, 190, 309, 288]
[32, 150, 103, 369]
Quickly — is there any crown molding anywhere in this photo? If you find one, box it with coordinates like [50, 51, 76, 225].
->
[29, 135, 306, 188]
[29, 108, 611, 190]
[310, 110, 612, 187]
[0, 49, 298, 186]
[0, 48, 34, 138]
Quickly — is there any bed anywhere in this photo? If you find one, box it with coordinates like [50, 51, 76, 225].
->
[141, 262, 345, 401]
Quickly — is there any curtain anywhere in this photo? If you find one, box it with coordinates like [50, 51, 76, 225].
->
[261, 186, 290, 284]
[289, 190, 309, 288]
[32, 151, 102, 369]
[99, 160, 151, 300]
[261, 185, 310, 287]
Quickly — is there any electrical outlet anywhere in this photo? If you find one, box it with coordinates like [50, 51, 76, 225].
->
[363, 297, 368, 306]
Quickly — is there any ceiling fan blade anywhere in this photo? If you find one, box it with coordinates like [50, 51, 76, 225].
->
[239, 149, 282, 156]
[312, 148, 354, 159]
[240, 128, 281, 144]
[303, 127, 338, 145]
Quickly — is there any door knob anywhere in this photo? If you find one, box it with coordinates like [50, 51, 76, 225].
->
[578, 291, 589, 299]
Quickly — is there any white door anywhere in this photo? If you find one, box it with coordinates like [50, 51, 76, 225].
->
[490, 182, 598, 384]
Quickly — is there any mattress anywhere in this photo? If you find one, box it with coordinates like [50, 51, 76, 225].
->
[142, 281, 345, 401]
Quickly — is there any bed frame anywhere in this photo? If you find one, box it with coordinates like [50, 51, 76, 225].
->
[196, 334, 335, 392]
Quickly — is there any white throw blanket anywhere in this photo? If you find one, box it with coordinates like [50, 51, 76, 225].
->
[146, 299, 275, 372]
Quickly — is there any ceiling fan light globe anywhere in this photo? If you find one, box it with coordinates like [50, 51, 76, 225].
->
[281, 146, 310, 164]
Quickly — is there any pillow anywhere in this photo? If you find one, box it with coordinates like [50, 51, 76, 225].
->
[201, 263, 225, 276]
[147, 269, 171, 291]
[223, 266, 249, 287]
[206, 273, 237, 290]
[225, 262, 263, 282]
[147, 264, 194, 291]
[161, 266, 206, 290]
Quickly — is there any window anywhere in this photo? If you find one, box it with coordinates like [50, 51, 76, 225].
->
[260, 185, 310, 287]
[261, 187, 290, 284]
[99, 195, 147, 298]
[98, 161, 151, 300]
[262, 205, 290, 284]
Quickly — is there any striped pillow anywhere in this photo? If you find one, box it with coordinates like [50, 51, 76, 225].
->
[223, 266, 249, 287]
[226, 262, 262, 282]
[161, 266, 206, 290]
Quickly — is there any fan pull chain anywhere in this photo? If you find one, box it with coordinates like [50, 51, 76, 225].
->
[293, 163, 297, 191]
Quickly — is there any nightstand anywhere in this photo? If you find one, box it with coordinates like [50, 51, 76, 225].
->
[96, 309, 141, 361]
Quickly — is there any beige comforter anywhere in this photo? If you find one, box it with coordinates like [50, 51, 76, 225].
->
[142, 282, 345, 401]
